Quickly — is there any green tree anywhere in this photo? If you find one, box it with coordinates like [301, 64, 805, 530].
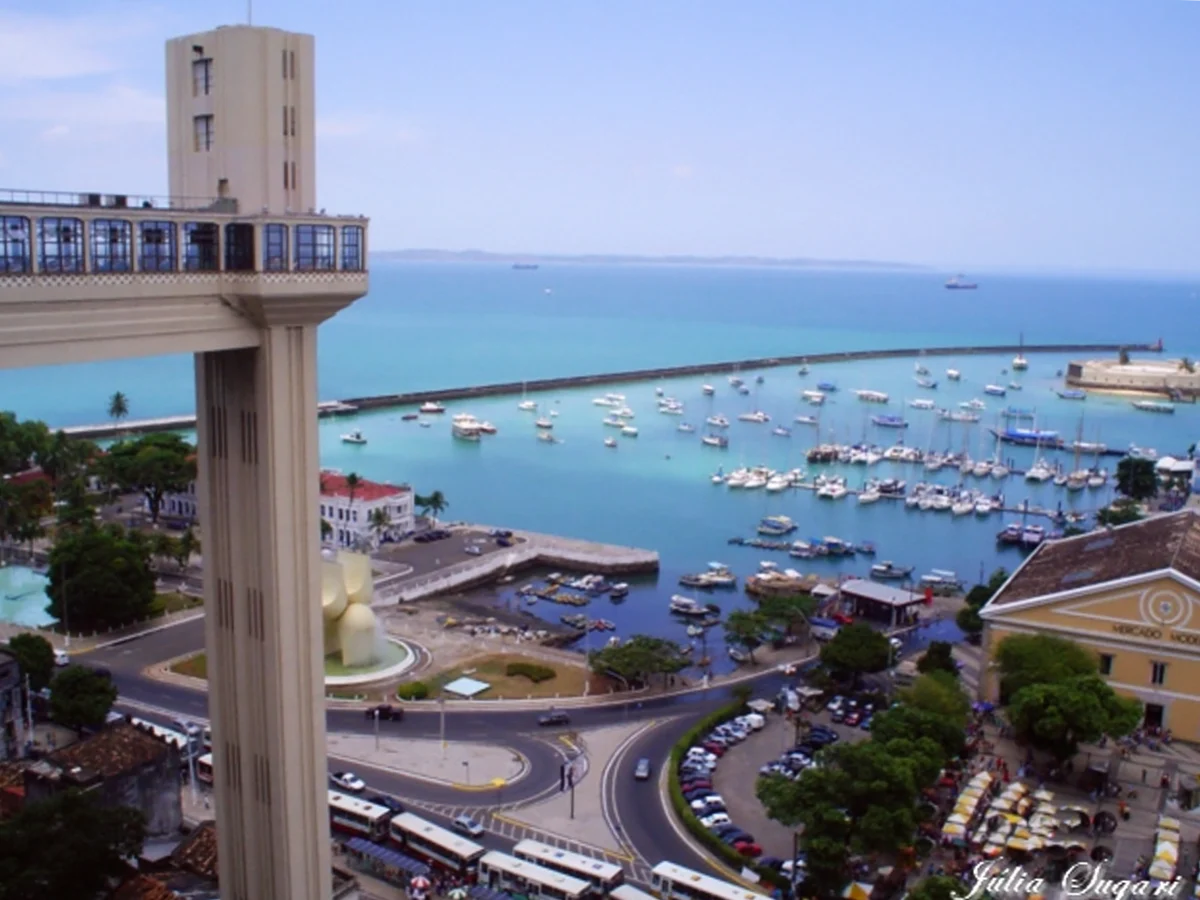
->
[756, 593, 816, 637]
[49, 665, 118, 731]
[1116, 456, 1158, 502]
[174, 528, 199, 569]
[869, 704, 966, 760]
[1008, 674, 1142, 763]
[956, 603, 984, 638]
[321, 518, 333, 541]
[588, 634, 688, 687]
[101, 433, 196, 524]
[819, 622, 890, 685]
[424, 489, 449, 523]
[723, 609, 766, 663]
[37, 430, 93, 488]
[53, 476, 97, 530]
[995, 633, 1098, 703]
[1096, 498, 1144, 527]
[0, 411, 51, 476]
[799, 831, 851, 898]
[106, 391, 130, 427]
[368, 506, 392, 545]
[901, 671, 971, 722]
[906, 876, 965, 900]
[46, 523, 157, 631]
[917, 640, 958, 676]
[5, 633, 55, 691]
[149, 531, 179, 571]
[0, 789, 146, 900]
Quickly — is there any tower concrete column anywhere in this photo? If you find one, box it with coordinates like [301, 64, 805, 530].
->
[195, 317, 330, 900]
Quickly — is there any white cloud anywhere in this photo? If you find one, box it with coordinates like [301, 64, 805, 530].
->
[317, 114, 422, 145]
[0, 84, 164, 127]
[0, 11, 156, 85]
[39, 124, 71, 141]
[671, 164, 696, 179]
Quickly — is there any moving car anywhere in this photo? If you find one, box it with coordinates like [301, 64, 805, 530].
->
[453, 814, 485, 837]
[365, 704, 403, 721]
[330, 771, 365, 792]
[538, 711, 570, 726]
[367, 794, 405, 814]
[634, 758, 652, 781]
[53, 649, 70, 667]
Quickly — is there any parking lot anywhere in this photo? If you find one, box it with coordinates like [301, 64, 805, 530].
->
[373, 527, 526, 579]
[707, 702, 872, 862]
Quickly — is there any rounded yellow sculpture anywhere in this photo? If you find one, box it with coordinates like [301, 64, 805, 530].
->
[321, 549, 380, 667]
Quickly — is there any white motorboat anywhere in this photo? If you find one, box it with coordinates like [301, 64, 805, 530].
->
[549, 409, 559, 417]
[971, 460, 992, 478]
[738, 410, 771, 423]
[1012, 354, 1029, 371]
[765, 475, 791, 492]
[478, 421, 497, 434]
[340, 428, 367, 445]
[931, 494, 952, 511]
[946, 368, 962, 380]
[1087, 472, 1107, 489]
[678, 423, 696, 433]
[701, 434, 729, 448]
[518, 399, 538, 412]
[614, 406, 636, 418]
[858, 487, 881, 504]
[593, 396, 618, 407]
[974, 498, 994, 516]
[909, 398, 935, 410]
[669, 595, 710, 616]
[726, 468, 750, 488]
[744, 475, 767, 490]
[621, 426, 639, 437]
[951, 498, 975, 516]
[772, 426, 791, 437]
[1025, 460, 1055, 482]
[419, 401, 445, 414]
[604, 437, 617, 448]
[991, 464, 1010, 479]
[451, 416, 483, 441]
[603, 415, 626, 428]
[984, 384, 1007, 397]
[961, 398, 987, 411]
[659, 404, 684, 416]
[535, 417, 553, 429]
[537, 431, 557, 444]
[816, 479, 848, 500]
[855, 389, 890, 403]
[705, 414, 731, 429]
[655, 387, 664, 396]
[702, 384, 715, 395]
[801, 390, 826, 406]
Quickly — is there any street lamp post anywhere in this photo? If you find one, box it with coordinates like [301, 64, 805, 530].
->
[439, 698, 446, 759]
[373, 708, 381, 751]
[461, 760, 470, 786]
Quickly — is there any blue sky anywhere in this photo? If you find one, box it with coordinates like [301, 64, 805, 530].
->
[0, 0, 1197, 272]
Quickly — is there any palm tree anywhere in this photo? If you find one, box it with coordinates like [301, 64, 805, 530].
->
[175, 528, 199, 570]
[344, 472, 361, 547]
[425, 490, 448, 525]
[1180, 357, 1194, 374]
[368, 507, 391, 547]
[107, 392, 130, 427]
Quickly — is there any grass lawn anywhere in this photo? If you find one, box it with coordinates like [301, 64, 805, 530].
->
[171, 652, 207, 679]
[425, 653, 609, 700]
[151, 591, 203, 615]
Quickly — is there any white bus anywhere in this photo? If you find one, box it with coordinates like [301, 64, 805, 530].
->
[479, 851, 591, 900]
[514, 839, 624, 894]
[130, 718, 194, 761]
[651, 862, 764, 900]
[611, 886, 657, 900]
[195, 753, 214, 785]
[389, 812, 485, 877]
[328, 790, 393, 842]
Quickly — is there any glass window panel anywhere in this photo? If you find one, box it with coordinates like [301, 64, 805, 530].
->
[139, 221, 177, 272]
[38, 217, 85, 273]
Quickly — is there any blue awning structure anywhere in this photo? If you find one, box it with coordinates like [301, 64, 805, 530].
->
[469, 886, 513, 900]
[344, 837, 431, 877]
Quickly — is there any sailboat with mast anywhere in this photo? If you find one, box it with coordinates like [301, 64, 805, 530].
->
[517, 381, 537, 412]
[1012, 333, 1029, 371]
[1024, 412, 1055, 482]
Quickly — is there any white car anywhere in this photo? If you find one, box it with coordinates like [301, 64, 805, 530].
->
[826, 696, 845, 712]
[701, 812, 731, 828]
[53, 649, 70, 667]
[453, 815, 485, 837]
[330, 771, 365, 792]
[889, 637, 903, 651]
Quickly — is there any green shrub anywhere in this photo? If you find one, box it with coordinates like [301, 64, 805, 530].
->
[666, 701, 781, 890]
[506, 662, 557, 683]
[395, 681, 430, 701]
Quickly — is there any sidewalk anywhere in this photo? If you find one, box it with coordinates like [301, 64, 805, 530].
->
[325, 733, 529, 788]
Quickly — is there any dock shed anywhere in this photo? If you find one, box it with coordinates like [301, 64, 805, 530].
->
[838, 579, 924, 628]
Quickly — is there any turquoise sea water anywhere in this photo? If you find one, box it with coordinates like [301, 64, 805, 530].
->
[1, 264, 1197, 651]
[0, 565, 53, 627]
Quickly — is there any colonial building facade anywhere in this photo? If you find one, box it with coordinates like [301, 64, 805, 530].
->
[980, 510, 1200, 737]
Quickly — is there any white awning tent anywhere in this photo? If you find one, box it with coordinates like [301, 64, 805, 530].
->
[1155, 456, 1194, 476]
[443, 676, 491, 698]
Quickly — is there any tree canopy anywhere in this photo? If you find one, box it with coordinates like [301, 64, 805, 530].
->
[0, 788, 146, 900]
[46, 523, 157, 631]
[0, 411, 50, 476]
[819, 622, 890, 684]
[588, 634, 689, 687]
[994, 633, 1097, 703]
[723, 609, 766, 662]
[49, 666, 118, 731]
[1008, 674, 1142, 762]
[100, 433, 196, 524]
[905, 876, 965, 900]
[5, 634, 55, 692]
[416, 490, 449, 522]
[916, 641, 958, 676]
[901, 671, 971, 723]
[1116, 457, 1158, 502]
[1096, 498, 1144, 527]
[868, 703, 966, 759]
[755, 593, 817, 637]
[957, 568, 1008, 638]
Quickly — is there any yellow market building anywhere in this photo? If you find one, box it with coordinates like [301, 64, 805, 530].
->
[979, 509, 1200, 736]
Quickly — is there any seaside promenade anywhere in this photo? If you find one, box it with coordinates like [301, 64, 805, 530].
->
[56, 341, 1155, 439]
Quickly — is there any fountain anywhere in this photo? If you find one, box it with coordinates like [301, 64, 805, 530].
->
[320, 549, 415, 687]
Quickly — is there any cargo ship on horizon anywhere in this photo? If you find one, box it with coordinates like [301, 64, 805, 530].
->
[945, 274, 978, 289]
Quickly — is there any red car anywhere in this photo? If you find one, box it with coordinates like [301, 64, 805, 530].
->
[832, 613, 854, 625]
[734, 841, 763, 858]
[701, 743, 726, 756]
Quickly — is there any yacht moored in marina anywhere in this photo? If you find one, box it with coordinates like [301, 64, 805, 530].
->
[478, 421, 497, 434]
[621, 425, 639, 437]
[871, 414, 908, 429]
[604, 437, 617, 448]
[915, 377, 938, 390]
[340, 428, 367, 444]
[961, 398, 987, 411]
[451, 415, 483, 441]
[946, 368, 962, 380]
[974, 498, 995, 516]
[702, 384, 715, 395]
[518, 399, 538, 412]
[1025, 459, 1055, 482]
[909, 398, 935, 410]
[702, 434, 729, 448]
[1132, 400, 1175, 414]
[706, 414, 731, 429]
[801, 390, 826, 406]
[758, 515, 798, 536]
[871, 561, 913, 580]
[537, 431, 558, 444]
[855, 389, 890, 403]
[1056, 389, 1087, 401]
[535, 417, 553, 429]
[738, 410, 771, 423]
[678, 422, 696, 433]
[795, 414, 820, 425]
[771, 426, 792, 437]
[984, 384, 1007, 397]
[602, 415, 626, 428]
[419, 401, 445, 414]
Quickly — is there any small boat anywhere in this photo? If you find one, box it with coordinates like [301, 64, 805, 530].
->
[535, 418, 553, 429]
[858, 487, 881, 504]
[1132, 400, 1175, 414]
[797, 363, 810, 375]
[961, 398, 987, 410]
[1012, 355, 1028, 371]
[946, 369, 962, 381]
[602, 415, 626, 428]
[518, 399, 538, 412]
[478, 421, 497, 434]
[855, 389, 890, 403]
[678, 423, 696, 433]
[1008, 382, 1022, 391]
[801, 390, 826, 406]
[817, 381, 838, 392]
[871, 414, 908, 429]
[771, 426, 792, 437]
[915, 377, 938, 390]
[702, 435, 729, 448]
[1025, 460, 1056, 482]
[915, 363, 930, 375]
[621, 425, 639, 437]
[974, 498, 994, 516]
[419, 421, 431, 428]
[604, 437, 617, 448]
[669, 595, 712, 617]
[451, 415, 483, 441]
[871, 561, 913, 580]
[945, 274, 978, 290]
[984, 384, 1007, 397]
[537, 431, 557, 444]
[702, 384, 715, 395]
[1056, 389, 1087, 401]
[401, 413, 419, 421]
[909, 398, 935, 410]
[340, 429, 367, 445]
[706, 414, 730, 429]
[737, 411, 771, 423]
[609, 583, 629, 598]
[758, 516, 798, 536]
[921, 569, 962, 589]
[794, 415, 819, 426]
[419, 401, 445, 414]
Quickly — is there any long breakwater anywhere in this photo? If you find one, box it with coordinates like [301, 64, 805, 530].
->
[60, 341, 1158, 439]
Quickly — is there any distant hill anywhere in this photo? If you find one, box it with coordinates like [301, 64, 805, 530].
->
[372, 248, 926, 271]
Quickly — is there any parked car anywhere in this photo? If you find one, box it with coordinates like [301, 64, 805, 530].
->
[538, 711, 570, 726]
[53, 649, 70, 667]
[452, 815, 485, 837]
[700, 813, 731, 828]
[634, 758, 652, 781]
[365, 704, 402, 721]
[843, 710, 861, 727]
[367, 794, 405, 814]
[330, 772, 365, 792]
[464, 545, 482, 556]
